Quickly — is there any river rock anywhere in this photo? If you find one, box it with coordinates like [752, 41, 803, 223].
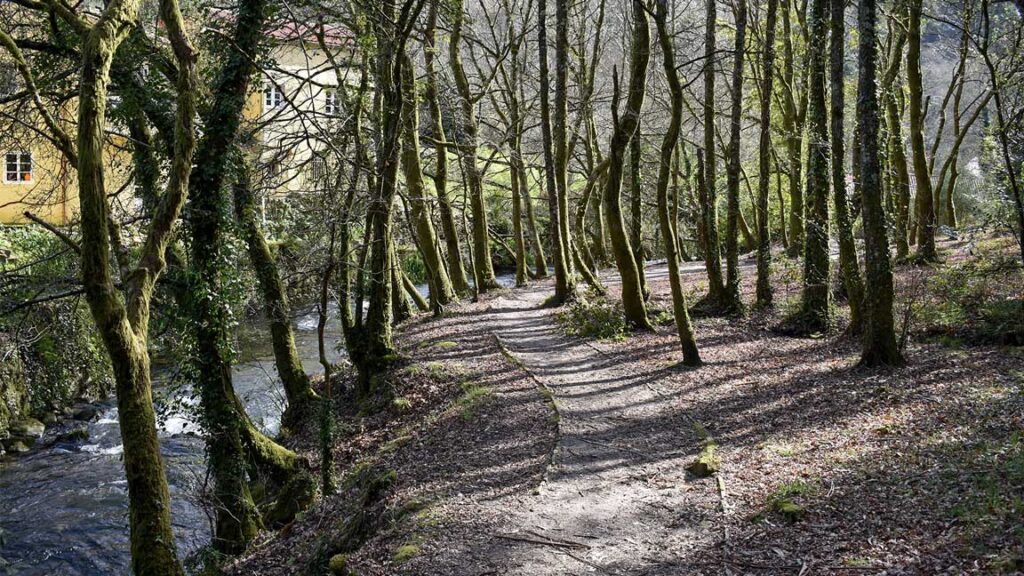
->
[4, 439, 31, 454]
[40, 411, 58, 426]
[55, 426, 90, 443]
[9, 417, 44, 439]
[71, 403, 100, 422]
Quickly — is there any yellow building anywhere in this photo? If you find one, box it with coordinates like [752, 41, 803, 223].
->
[0, 14, 353, 226]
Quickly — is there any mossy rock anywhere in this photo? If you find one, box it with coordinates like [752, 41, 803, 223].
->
[328, 554, 350, 575]
[688, 442, 721, 478]
[9, 417, 44, 439]
[4, 439, 31, 454]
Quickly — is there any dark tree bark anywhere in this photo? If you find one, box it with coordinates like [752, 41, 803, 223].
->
[800, 0, 831, 332]
[907, 0, 937, 261]
[830, 0, 865, 332]
[702, 0, 728, 307]
[725, 0, 747, 310]
[756, 0, 779, 307]
[857, 0, 904, 365]
[538, 0, 574, 302]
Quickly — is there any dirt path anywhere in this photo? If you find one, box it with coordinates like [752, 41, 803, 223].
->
[480, 265, 719, 575]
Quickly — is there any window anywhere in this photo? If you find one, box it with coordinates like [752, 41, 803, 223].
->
[263, 81, 284, 111]
[310, 154, 328, 184]
[324, 89, 339, 115]
[0, 64, 20, 98]
[5, 152, 32, 183]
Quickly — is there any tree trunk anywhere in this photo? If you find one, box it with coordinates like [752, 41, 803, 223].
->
[782, 0, 805, 256]
[553, 0, 578, 298]
[857, 0, 904, 366]
[538, 0, 574, 302]
[75, 0, 196, 571]
[907, 0, 937, 261]
[830, 0, 865, 332]
[801, 0, 831, 332]
[725, 0, 747, 310]
[702, 0, 728, 307]
[654, 0, 701, 366]
[450, 0, 500, 291]
[400, 52, 456, 309]
[603, 0, 653, 330]
[233, 164, 317, 424]
[756, 0, 779, 307]
[424, 0, 470, 294]
[629, 134, 649, 297]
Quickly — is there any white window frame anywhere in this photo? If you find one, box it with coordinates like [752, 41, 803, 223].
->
[263, 81, 284, 111]
[4, 151, 33, 184]
[324, 89, 339, 115]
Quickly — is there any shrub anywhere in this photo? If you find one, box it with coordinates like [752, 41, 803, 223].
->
[556, 292, 628, 340]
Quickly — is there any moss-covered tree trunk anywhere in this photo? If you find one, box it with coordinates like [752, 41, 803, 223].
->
[423, 0, 470, 295]
[781, 0, 805, 257]
[857, 0, 904, 366]
[906, 0, 937, 261]
[233, 163, 317, 423]
[186, 0, 296, 551]
[553, 0, 578, 299]
[830, 0, 865, 332]
[755, 0, 779, 308]
[538, 0, 573, 303]
[400, 53, 456, 309]
[701, 0, 728, 306]
[449, 0, 500, 292]
[73, 0, 197, 572]
[629, 135, 649, 298]
[800, 0, 831, 333]
[654, 0, 701, 366]
[602, 0, 653, 330]
[725, 0, 747, 310]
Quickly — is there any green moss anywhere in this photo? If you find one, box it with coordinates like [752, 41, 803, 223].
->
[393, 543, 420, 564]
[392, 397, 412, 413]
[430, 340, 459, 350]
[764, 480, 818, 522]
[450, 383, 493, 421]
[328, 553, 349, 575]
[688, 442, 721, 477]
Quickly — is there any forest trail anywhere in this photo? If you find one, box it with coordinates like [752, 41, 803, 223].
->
[481, 262, 719, 575]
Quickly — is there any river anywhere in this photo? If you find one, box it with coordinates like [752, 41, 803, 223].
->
[0, 274, 517, 575]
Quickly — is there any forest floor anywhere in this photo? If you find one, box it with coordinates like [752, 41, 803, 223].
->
[228, 236, 1024, 576]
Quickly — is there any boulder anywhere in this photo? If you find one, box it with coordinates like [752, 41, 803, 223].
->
[4, 439, 31, 454]
[71, 404, 100, 422]
[9, 417, 44, 439]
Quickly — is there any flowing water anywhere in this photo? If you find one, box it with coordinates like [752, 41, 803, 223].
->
[0, 309, 344, 576]
[0, 274, 516, 575]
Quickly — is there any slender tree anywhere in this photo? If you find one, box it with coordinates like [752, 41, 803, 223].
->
[725, 0, 748, 310]
[830, 0, 865, 331]
[800, 0, 831, 332]
[755, 0, 780, 307]
[906, 0, 937, 261]
[602, 0, 653, 329]
[857, 0, 904, 365]
[538, 0, 574, 302]
[654, 0, 701, 366]
[450, 0, 501, 291]
[702, 0, 729, 306]
[423, 0, 470, 294]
